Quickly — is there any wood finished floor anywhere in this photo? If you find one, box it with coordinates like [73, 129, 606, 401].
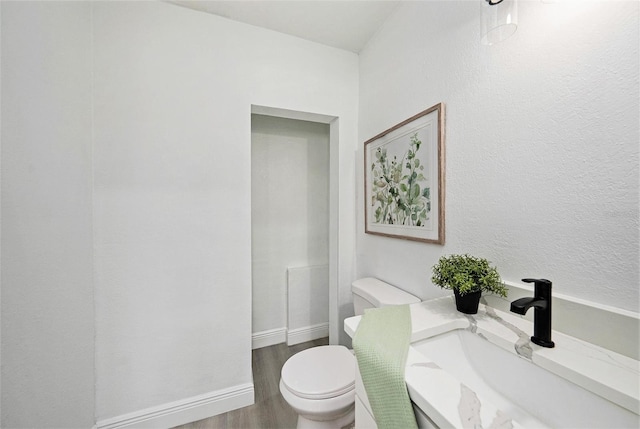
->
[175, 337, 329, 429]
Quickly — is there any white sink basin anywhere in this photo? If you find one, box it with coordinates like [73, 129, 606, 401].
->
[409, 329, 639, 428]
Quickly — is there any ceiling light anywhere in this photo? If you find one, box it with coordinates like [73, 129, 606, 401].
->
[481, 0, 518, 45]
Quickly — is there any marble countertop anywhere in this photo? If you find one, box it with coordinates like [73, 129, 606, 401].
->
[344, 297, 640, 428]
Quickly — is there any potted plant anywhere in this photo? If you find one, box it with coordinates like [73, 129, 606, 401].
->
[431, 254, 507, 314]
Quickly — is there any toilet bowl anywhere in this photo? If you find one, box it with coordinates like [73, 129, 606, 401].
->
[280, 345, 355, 429]
[279, 278, 421, 429]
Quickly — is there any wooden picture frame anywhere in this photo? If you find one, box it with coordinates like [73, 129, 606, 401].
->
[364, 103, 445, 244]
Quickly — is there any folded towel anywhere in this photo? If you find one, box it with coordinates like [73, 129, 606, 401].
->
[353, 304, 418, 429]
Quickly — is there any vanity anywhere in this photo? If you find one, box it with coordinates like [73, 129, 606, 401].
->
[344, 297, 640, 428]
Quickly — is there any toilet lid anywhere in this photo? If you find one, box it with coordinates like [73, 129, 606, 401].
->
[281, 345, 355, 400]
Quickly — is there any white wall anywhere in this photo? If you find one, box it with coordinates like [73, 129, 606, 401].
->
[0, 2, 95, 427]
[10, 0, 634, 425]
[358, 1, 638, 314]
[251, 115, 329, 338]
[93, 1, 358, 423]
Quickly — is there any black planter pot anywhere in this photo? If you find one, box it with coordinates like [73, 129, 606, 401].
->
[453, 289, 482, 314]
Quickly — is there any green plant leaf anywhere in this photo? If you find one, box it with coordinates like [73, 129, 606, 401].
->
[410, 183, 420, 199]
[430, 254, 507, 298]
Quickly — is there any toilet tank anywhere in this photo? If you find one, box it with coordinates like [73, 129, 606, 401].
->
[351, 278, 421, 316]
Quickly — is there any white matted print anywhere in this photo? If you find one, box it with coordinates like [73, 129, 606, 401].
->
[364, 103, 445, 244]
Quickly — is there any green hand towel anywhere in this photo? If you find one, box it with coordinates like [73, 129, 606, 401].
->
[353, 304, 418, 429]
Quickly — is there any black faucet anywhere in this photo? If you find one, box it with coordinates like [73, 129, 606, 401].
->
[510, 278, 555, 348]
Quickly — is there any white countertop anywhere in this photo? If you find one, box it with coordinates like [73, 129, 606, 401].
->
[344, 297, 640, 428]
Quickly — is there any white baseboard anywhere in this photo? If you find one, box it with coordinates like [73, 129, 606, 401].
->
[287, 322, 329, 346]
[96, 383, 254, 429]
[252, 327, 287, 349]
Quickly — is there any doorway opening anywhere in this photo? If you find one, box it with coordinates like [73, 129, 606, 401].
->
[250, 105, 339, 349]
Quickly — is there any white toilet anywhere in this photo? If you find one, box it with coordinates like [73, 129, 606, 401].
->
[279, 278, 421, 429]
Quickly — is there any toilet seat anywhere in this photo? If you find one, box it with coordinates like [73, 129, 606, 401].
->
[281, 345, 355, 400]
[279, 378, 355, 415]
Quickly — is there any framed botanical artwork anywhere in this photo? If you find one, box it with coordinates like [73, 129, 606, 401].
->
[364, 103, 445, 244]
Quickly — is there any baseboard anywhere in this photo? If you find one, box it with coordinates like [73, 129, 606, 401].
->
[252, 327, 287, 350]
[287, 322, 329, 346]
[95, 383, 254, 429]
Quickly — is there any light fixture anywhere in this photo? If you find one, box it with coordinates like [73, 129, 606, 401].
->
[481, 0, 518, 45]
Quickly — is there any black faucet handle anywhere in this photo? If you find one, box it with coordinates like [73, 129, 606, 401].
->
[522, 278, 552, 300]
[522, 278, 552, 286]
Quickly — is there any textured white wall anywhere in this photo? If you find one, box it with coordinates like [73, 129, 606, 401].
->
[251, 115, 329, 335]
[0, 2, 95, 427]
[93, 1, 358, 421]
[358, 1, 639, 313]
